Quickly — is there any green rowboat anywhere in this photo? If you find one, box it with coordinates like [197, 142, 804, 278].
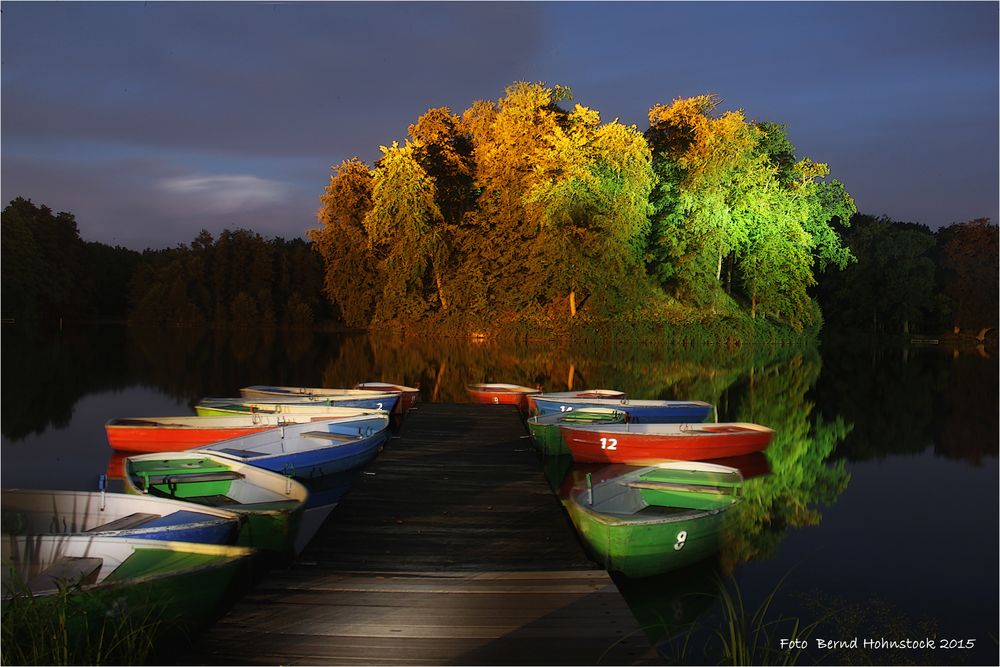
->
[565, 461, 742, 578]
[2, 535, 253, 656]
[123, 451, 307, 557]
[527, 408, 627, 456]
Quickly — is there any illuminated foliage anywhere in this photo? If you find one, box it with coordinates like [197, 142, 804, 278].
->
[309, 158, 379, 328]
[365, 141, 448, 321]
[645, 97, 855, 330]
[306, 83, 857, 331]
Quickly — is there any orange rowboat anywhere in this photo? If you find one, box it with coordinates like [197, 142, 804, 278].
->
[466, 383, 540, 415]
[104, 413, 364, 453]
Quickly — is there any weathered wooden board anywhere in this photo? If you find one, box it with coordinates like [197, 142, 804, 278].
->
[182, 404, 654, 665]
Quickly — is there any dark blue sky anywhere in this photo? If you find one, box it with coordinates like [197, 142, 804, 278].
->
[2, 1, 997, 250]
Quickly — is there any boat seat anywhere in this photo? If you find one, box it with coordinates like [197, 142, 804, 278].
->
[141, 510, 219, 528]
[144, 471, 244, 485]
[85, 512, 159, 532]
[300, 431, 358, 442]
[214, 448, 268, 458]
[27, 557, 102, 592]
[217, 500, 300, 511]
[110, 419, 160, 427]
[623, 481, 733, 496]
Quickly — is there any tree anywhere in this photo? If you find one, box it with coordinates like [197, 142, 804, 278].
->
[528, 106, 656, 316]
[1, 197, 92, 322]
[646, 95, 759, 303]
[364, 141, 448, 321]
[645, 98, 854, 329]
[937, 218, 999, 335]
[815, 215, 937, 335]
[308, 158, 380, 328]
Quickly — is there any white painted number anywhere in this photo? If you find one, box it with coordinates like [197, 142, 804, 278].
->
[674, 530, 688, 551]
[600, 437, 618, 450]
[376, 403, 383, 410]
[560, 405, 574, 413]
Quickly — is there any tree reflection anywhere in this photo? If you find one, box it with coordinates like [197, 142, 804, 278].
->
[718, 353, 852, 569]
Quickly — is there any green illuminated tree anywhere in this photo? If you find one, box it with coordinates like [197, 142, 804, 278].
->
[527, 105, 656, 316]
[645, 98, 855, 330]
[364, 141, 448, 321]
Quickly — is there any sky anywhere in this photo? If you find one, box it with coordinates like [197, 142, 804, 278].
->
[2, 1, 997, 250]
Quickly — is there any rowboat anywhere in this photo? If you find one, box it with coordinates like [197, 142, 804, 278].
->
[565, 461, 742, 578]
[532, 396, 713, 423]
[198, 414, 391, 478]
[2, 535, 253, 643]
[195, 394, 398, 415]
[1, 489, 241, 545]
[527, 408, 627, 456]
[104, 413, 351, 453]
[123, 451, 307, 556]
[559, 421, 774, 464]
[526, 389, 625, 416]
[354, 382, 420, 414]
[238, 386, 403, 410]
[466, 383, 539, 414]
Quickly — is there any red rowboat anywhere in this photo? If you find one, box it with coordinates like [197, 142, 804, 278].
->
[466, 383, 540, 414]
[559, 422, 774, 464]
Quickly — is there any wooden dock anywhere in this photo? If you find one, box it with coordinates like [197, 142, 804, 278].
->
[184, 403, 654, 665]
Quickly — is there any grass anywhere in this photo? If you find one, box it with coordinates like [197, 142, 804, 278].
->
[643, 571, 835, 666]
[1, 569, 170, 666]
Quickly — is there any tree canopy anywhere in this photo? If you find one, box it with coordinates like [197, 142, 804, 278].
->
[310, 83, 857, 333]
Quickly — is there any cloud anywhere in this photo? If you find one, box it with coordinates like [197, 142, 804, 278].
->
[158, 174, 291, 213]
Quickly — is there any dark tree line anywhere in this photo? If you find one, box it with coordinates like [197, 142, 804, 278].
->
[1, 197, 141, 322]
[2, 199, 993, 339]
[814, 214, 998, 338]
[127, 228, 329, 328]
[1, 198, 330, 328]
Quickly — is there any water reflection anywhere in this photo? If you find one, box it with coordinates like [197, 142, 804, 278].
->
[3, 323, 997, 663]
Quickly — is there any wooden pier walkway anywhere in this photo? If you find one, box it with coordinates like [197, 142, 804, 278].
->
[185, 403, 654, 665]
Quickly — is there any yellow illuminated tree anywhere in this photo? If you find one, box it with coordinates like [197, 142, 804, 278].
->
[308, 158, 379, 328]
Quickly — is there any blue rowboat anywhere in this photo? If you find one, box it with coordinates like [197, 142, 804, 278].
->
[1, 489, 241, 545]
[531, 396, 713, 423]
[197, 414, 391, 478]
[196, 393, 398, 414]
[526, 390, 626, 416]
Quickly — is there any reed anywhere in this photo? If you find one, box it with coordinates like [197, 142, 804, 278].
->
[1, 570, 168, 666]
[710, 572, 823, 666]
[645, 571, 836, 666]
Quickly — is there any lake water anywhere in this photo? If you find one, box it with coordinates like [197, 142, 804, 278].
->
[2, 323, 997, 665]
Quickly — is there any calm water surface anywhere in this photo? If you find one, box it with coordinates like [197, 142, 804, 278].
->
[2, 323, 996, 665]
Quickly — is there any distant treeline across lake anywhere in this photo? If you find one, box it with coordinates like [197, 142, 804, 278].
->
[2, 195, 994, 343]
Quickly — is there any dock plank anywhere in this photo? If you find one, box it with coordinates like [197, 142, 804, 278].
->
[183, 404, 654, 665]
